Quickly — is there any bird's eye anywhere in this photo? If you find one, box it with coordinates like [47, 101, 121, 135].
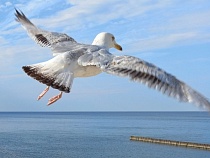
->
[112, 36, 115, 41]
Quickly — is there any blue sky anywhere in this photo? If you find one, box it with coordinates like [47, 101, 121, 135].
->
[0, 0, 210, 111]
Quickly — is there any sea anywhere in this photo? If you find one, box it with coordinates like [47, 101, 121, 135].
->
[0, 112, 210, 158]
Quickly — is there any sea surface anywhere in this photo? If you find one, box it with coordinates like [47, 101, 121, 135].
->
[0, 112, 210, 158]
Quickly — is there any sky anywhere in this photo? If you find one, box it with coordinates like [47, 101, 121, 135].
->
[0, 0, 210, 112]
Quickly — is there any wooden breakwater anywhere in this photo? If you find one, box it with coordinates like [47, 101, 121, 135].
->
[130, 136, 210, 151]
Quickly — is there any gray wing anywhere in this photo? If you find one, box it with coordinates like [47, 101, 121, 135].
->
[78, 48, 114, 68]
[22, 52, 79, 93]
[84, 54, 210, 110]
[22, 44, 103, 92]
[15, 9, 76, 48]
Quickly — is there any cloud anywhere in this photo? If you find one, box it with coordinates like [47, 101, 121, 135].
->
[119, 5, 210, 54]
[0, 36, 8, 45]
[149, 10, 210, 34]
[28, 0, 171, 32]
[127, 32, 204, 53]
[0, 1, 12, 10]
[15, 0, 60, 14]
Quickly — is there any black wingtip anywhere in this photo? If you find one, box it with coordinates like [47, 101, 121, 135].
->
[14, 7, 18, 12]
[22, 65, 70, 93]
[14, 8, 22, 22]
[14, 9, 34, 25]
[14, 8, 20, 16]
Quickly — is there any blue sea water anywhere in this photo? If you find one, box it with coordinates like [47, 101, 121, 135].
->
[0, 112, 210, 158]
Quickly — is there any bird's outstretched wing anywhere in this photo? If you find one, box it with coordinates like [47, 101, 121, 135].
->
[105, 55, 210, 110]
[79, 53, 210, 110]
[22, 52, 77, 93]
[15, 9, 76, 48]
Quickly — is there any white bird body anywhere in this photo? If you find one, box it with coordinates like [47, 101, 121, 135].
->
[74, 66, 101, 77]
[15, 10, 210, 110]
[51, 42, 105, 78]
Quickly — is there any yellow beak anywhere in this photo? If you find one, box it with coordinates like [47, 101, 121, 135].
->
[114, 43, 122, 51]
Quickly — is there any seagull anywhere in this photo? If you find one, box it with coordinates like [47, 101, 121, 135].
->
[15, 10, 210, 110]
[15, 9, 122, 104]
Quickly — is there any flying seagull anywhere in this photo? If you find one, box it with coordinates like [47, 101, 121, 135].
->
[15, 10, 210, 110]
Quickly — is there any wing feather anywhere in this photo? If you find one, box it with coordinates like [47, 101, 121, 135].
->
[103, 55, 210, 110]
[78, 48, 113, 68]
[15, 9, 76, 48]
[22, 52, 75, 93]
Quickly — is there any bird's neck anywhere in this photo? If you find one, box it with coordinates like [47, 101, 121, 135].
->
[92, 39, 109, 51]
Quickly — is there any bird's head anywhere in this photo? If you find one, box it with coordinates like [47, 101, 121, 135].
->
[92, 32, 122, 51]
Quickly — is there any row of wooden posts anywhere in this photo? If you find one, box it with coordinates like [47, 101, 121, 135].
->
[130, 136, 210, 151]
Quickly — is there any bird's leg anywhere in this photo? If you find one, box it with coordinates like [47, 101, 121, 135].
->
[37, 86, 50, 100]
[47, 92, 63, 106]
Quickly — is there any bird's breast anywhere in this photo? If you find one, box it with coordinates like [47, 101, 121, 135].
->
[74, 65, 102, 78]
